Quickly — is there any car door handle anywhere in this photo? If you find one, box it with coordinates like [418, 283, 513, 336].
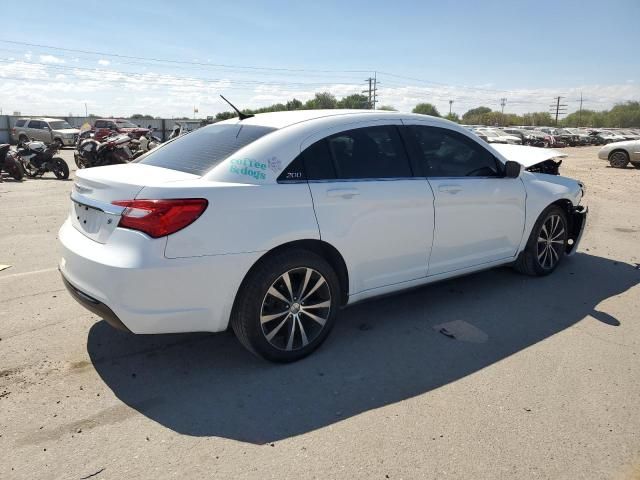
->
[327, 188, 360, 198]
[438, 185, 462, 194]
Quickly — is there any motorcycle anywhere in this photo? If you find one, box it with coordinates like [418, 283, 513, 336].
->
[75, 132, 135, 169]
[131, 130, 162, 159]
[16, 141, 69, 179]
[0, 144, 24, 181]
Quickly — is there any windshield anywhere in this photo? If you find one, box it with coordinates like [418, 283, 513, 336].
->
[115, 120, 139, 128]
[135, 123, 276, 176]
[49, 121, 72, 130]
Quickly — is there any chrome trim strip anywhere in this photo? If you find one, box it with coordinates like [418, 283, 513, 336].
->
[70, 191, 125, 215]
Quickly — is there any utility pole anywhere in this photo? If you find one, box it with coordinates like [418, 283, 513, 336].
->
[500, 97, 507, 114]
[363, 74, 378, 110]
[84, 103, 88, 117]
[578, 92, 583, 127]
[549, 96, 568, 126]
[449, 100, 454, 116]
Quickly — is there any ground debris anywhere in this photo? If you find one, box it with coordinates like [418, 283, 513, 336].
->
[79, 468, 105, 479]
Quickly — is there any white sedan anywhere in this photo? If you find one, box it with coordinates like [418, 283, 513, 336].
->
[597, 139, 640, 168]
[59, 110, 587, 362]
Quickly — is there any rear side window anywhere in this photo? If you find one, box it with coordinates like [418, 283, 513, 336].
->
[327, 126, 412, 179]
[136, 123, 276, 176]
[15, 119, 26, 127]
[28, 120, 43, 129]
[94, 120, 106, 128]
[407, 126, 502, 177]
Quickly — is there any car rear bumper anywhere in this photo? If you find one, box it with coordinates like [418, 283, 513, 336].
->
[58, 218, 262, 334]
[61, 272, 131, 332]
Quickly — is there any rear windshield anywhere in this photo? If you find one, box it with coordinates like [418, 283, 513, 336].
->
[135, 123, 276, 176]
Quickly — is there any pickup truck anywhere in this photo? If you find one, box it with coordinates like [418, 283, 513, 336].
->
[93, 119, 149, 142]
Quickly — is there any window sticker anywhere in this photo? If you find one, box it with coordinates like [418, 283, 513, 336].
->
[229, 158, 267, 180]
[267, 156, 282, 173]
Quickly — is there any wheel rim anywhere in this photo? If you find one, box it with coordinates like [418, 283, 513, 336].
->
[260, 267, 331, 351]
[537, 214, 565, 269]
[610, 152, 627, 168]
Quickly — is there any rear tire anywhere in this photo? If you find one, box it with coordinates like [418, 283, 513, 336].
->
[4, 156, 24, 181]
[514, 205, 568, 276]
[18, 135, 28, 148]
[231, 248, 340, 362]
[609, 151, 629, 169]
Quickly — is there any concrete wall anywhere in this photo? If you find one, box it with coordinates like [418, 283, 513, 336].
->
[0, 116, 197, 144]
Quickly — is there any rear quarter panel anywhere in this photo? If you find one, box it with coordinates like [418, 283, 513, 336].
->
[137, 182, 320, 259]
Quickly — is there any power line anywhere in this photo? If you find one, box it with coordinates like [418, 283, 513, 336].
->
[0, 39, 374, 75]
[0, 58, 364, 89]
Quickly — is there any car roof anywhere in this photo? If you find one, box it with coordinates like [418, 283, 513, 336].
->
[23, 117, 66, 122]
[217, 109, 457, 130]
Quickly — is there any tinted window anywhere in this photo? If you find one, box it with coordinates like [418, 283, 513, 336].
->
[278, 154, 307, 182]
[28, 120, 43, 129]
[136, 123, 275, 176]
[94, 120, 106, 128]
[15, 119, 26, 127]
[408, 126, 501, 177]
[302, 140, 336, 181]
[326, 125, 412, 179]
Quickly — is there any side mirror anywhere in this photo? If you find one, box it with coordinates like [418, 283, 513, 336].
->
[504, 160, 522, 178]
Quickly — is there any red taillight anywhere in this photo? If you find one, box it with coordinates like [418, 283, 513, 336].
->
[112, 199, 208, 238]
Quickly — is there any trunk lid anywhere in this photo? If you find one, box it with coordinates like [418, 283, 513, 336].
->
[71, 164, 198, 243]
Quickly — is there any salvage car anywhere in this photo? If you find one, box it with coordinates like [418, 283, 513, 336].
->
[597, 139, 640, 168]
[59, 110, 587, 362]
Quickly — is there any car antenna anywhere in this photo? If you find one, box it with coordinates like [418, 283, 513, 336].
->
[220, 95, 254, 120]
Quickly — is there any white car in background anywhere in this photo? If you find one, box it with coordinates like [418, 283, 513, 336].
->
[59, 110, 587, 362]
[474, 127, 522, 144]
[598, 139, 640, 168]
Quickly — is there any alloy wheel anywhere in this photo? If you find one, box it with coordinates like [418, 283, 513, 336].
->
[537, 214, 565, 269]
[260, 267, 331, 351]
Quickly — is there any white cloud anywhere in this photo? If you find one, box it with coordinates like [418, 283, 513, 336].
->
[39, 54, 65, 64]
[98, 59, 110, 66]
[1, 58, 638, 118]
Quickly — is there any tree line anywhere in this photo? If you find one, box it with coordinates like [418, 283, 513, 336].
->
[179, 91, 640, 128]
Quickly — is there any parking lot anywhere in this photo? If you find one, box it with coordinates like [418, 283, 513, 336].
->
[1, 146, 639, 479]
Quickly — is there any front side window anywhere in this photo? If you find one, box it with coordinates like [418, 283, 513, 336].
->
[136, 123, 275, 176]
[326, 125, 412, 179]
[408, 126, 502, 177]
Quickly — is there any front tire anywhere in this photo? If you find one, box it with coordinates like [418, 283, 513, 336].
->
[54, 138, 64, 150]
[609, 151, 630, 169]
[514, 206, 568, 276]
[52, 157, 69, 179]
[231, 249, 340, 362]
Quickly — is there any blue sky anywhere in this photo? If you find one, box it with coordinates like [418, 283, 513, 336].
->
[1, 0, 638, 117]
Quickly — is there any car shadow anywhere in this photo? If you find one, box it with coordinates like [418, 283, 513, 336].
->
[87, 253, 639, 444]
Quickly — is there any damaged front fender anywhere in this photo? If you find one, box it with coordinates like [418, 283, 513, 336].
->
[567, 205, 588, 256]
